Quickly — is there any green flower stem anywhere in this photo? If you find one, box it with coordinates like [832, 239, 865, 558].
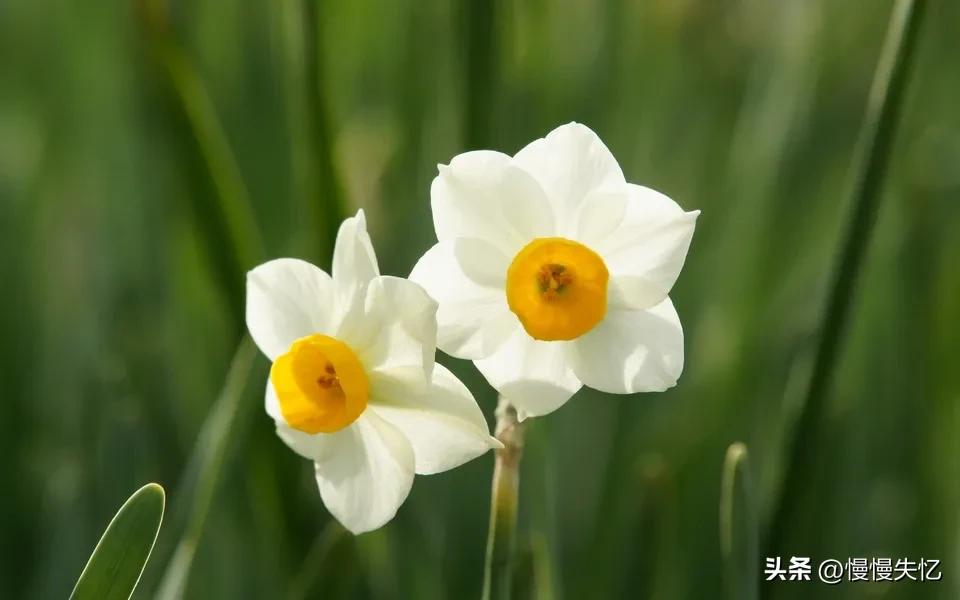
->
[764, 0, 928, 572]
[483, 398, 527, 600]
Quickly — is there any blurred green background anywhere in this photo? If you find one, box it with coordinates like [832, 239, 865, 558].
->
[1, 0, 958, 598]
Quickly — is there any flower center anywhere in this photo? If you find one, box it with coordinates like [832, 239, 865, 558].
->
[506, 237, 609, 341]
[270, 334, 369, 433]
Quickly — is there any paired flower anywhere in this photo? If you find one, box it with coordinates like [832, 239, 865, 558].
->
[246, 122, 698, 533]
[411, 123, 699, 419]
[246, 211, 500, 534]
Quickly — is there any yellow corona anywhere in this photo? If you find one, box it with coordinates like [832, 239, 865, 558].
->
[505, 237, 609, 341]
[270, 334, 369, 433]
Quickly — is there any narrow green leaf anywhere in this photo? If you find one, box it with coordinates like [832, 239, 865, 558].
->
[765, 0, 929, 568]
[140, 0, 265, 322]
[460, 0, 497, 148]
[278, 0, 346, 263]
[511, 533, 555, 600]
[154, 336, 260, 599]
[720, 443, 758, 600]
[70, 483, 166, 600]
[286, 521, 352, 600]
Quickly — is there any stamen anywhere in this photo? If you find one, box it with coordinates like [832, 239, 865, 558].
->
[316, 362, 340, 390]
[537, 263, 573, 300]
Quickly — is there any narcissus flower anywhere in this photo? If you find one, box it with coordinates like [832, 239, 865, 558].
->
[411, 123, 699, 419]
[247, 211, 500, 534]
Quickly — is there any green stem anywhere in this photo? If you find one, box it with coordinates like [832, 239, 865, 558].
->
[483, 398, 526, 600]
[764, 0, 927, 574]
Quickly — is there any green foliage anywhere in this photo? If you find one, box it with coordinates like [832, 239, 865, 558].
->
[152, 337, 262, 599]
[720, 443, 758, 600]
[2, 0, 959, 598]
[70, 484, 165, 600]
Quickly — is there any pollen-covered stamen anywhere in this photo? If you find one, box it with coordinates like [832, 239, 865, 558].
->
[537, 264, 573, 300]
[316, 363, 341, 390]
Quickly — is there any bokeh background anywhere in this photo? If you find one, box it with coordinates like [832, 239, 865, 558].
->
[1, 0, 958, 598]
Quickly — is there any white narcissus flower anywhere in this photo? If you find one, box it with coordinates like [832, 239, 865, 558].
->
[246, 210, 500, 534]
[411, 123, 699, 419]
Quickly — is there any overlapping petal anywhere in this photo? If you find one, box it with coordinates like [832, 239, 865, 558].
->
[369, 365, 500, 475]
[332, 209, 380, 308]
[578, 184, 699, 311]
[265, 380, 333, 460]
[409, 238, 516, 359]
[432, 150, 555, 256]
[347, 275, 439, 377]
[313, 411, 416, 534]
[513, 122, 625, 232]
[474, 328, 582, 418]
[567, 298, 684, 394]
[246, 258, 336, 360]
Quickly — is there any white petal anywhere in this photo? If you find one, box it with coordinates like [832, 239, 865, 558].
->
[314, 411, 415, 534]
[344, 276, 439, 377]
[368, 365, 500, 475]
[513, 122, 625, 232]
[265, 378, 282, 420]
[409, 238, 516, 360]
[474, 328, 582, 418]
[332, 209, 380, 308]
[265, 379, 336, 460]
[246, 258, 336, 360]
[432, 150, 554, 256]
[579, 184, 698, 311]
[568, 298, 684, 394]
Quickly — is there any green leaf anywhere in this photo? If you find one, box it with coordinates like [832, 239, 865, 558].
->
[154, 336, 260, 599]
[70, 483, 166, 600]
[511, 533, 555, 600]
[719, 443, 758, 600]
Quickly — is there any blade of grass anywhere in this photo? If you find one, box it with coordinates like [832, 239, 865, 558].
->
[619, 456, 682, 598]
[720, 443, 758, 600]
[279, 0, 346, 262]
[286, 521, 352, 600]
[510, 533, 555, 600]
[460, 0, 497, 148]
[140, 0, 265, 322]
[153, 336, 261, 599]
[764, 0, 928, 572]
[70, 483, 166, 600]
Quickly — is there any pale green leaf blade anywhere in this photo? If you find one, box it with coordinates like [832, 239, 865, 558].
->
[70, 483, 166, 600]
[720, 443, 758, 600]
